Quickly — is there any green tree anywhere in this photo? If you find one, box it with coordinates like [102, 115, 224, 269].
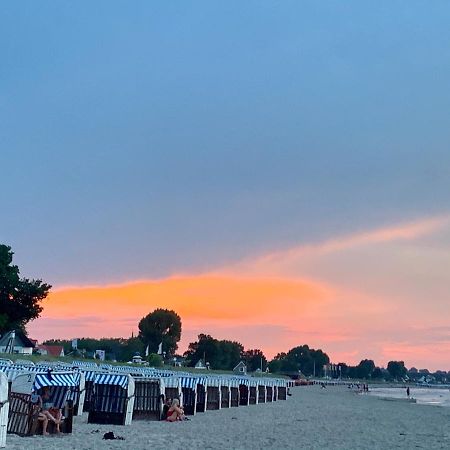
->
[371, 367, 384, 379]
[147, 353, 163, 367]
[184, 334, 244, 370]
[218, 340, 244, 370]
[356, 359, 376, 379]
[268, 359, 282, 373]
[184, 334, 221, 368]
[268, 345, 330, 376]
[0, 244, 51, 333]
[138, 309, 182, 357]
[243, 349, 268, 372]
[387, 361, 407, 380]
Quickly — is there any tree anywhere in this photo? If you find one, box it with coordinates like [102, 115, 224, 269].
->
[268, 345, 330, 376]
[184, 334, 220, 367]
[243, 349, 267, 372]
[371, 367, 383, 379]
[0, 244, 51, 334]
[356, 359, 376, 379]
[147, 353, 163, 367]
[184, 334, 244, 370]
[218, 340, 244, 370]
[387, 361, 407, 380]
[138, 309, 181, 357]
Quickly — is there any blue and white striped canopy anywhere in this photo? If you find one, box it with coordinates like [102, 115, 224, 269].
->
[163, 377, 180, 388]
[206, 377, 222, 387]
[34, 372, 78, 390]
[180, 377, 197, 389]
[234, 377, 250, 386]
[94, 373, 129, 388]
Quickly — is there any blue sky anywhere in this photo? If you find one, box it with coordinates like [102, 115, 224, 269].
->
[2, 0, 450, 285]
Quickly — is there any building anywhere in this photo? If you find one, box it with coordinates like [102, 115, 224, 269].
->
[194, 359, 207, 370]
[0, 330, 36, 355]
[233, 361, 247, 375]
[36, 344, 65, 357]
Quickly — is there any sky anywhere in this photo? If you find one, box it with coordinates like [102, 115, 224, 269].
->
[1, 1, 450, 370]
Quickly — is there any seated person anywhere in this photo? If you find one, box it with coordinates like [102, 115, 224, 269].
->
[161, 397, 172, 421]
[166, 399, 185, 422]
[39, 387, 63, 435]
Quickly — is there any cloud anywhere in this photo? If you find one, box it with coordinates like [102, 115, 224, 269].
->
[228, 215, 450, 276]
[29, 275, 331, 358]
[28, 213, 450, 370]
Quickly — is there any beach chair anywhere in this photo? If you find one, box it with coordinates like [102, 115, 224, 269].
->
[220, 379, 230, 408]
[238, 380, 249, 406]
[248, 380, 258, 405]
[88, 374, 135, 425]
[206, 377, 221, 410]
[132, 377, 164, 420]
[258, 383, 266, 403]
[266, 384, 273, 402]
[195, 378, 207, 413]
[7, 371, 77, 436]
[82, 369, 105, 412]
[164, 377, 183, 409]
[180, 377, 197, 415]
[277, 380, 287, 400]
[0, 372, 8, 448]
[230, 379, 240, 407]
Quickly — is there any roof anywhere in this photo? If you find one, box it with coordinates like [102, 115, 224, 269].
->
[37, 345, 65, 357]
[233, 361, 247, 370]
[233, 361, 247, 372]
[0, 330, 36, 348]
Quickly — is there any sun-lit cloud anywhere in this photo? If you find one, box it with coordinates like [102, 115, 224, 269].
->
[226, 215, 450, 276]
[29, 214, 450, 370]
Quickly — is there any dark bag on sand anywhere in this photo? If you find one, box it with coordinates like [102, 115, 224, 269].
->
[103, 431, 124, 440]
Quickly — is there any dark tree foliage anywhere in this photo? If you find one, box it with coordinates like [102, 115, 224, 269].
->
[269, 345, 330, 376]
[387, 360, 407, 380]
[0, 245, 51, 334]
[243, 349, 268, 371]
[184, 334, 244, 370]
[138, 309, 182, 357]
[371, 367, 384, 379]
[356, 359, 376, 379]
[147, 353, 163, 367]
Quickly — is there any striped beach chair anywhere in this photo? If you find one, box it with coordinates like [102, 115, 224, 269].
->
[88, 374, 135, 425]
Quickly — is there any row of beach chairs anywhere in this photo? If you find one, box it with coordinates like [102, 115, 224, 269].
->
[0, 361, 295, 446]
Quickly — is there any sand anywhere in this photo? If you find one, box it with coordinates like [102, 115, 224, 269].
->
[5, 385, 450, 449]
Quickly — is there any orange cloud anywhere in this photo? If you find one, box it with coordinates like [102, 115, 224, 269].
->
[29, 275, 330, 357]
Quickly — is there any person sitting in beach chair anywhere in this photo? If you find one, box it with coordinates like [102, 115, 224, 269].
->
[39, 387, 64, 435]
[166, 399, 186, 422]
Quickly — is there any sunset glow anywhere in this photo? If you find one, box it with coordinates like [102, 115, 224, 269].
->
[29, 216, 450, 370]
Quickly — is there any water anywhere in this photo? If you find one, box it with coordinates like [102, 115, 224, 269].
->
[367, 387, 450, 407]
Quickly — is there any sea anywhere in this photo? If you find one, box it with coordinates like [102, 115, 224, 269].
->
[367, 386, 450, 407]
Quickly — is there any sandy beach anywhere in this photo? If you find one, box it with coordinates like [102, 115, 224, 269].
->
[5, 385, 450, 449]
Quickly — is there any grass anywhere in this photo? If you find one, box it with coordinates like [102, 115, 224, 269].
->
[0, 352, 289, 378]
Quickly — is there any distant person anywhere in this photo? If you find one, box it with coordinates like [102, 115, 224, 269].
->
[166, 398, 186, 422]
[406, 387, 410, 398]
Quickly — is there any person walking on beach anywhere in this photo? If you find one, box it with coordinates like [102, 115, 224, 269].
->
[406, 387, 410, 398]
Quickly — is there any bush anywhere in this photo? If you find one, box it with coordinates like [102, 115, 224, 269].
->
[147, 353, 163, 367]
